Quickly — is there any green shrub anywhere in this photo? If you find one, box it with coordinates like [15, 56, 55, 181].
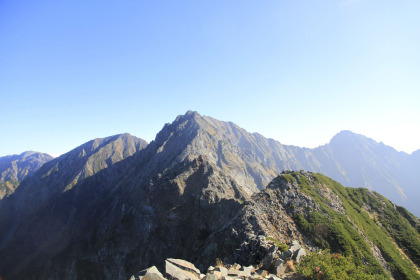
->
[296, 251, 387, 280]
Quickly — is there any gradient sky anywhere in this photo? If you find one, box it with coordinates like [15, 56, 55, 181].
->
[1, 0, 419, 157]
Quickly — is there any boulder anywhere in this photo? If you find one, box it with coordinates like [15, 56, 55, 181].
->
[231, 264, 241, 270]
[167, 259, 201, 277]
[227, 269, 248, 278]
[214, 266, 228, 277]
[294, 248, 307, 262]
[272, 259, 285, 276]
[282, 240, 302, 260]
[289, 240, 301, 253]
[203, 273, 219, 280]
[262, 245, 277, 270]
[143, 274, 167, 280]
[256, 270, 268, 278]
[211, 271, 223, 279]
[241, 265, 253, 276]
[130, 266, 166, 280]
[281, 250, 293, 260]
[165, 260, 200, 280]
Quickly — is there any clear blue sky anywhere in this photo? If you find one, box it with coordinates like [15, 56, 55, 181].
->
[1, 0, 419, 157]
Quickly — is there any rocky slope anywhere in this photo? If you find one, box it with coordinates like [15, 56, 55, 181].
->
[0, 151, 53, 198]
[14, 167, 417, 280]
[0, 111, 419, 280]
[131, 111, 420, 216]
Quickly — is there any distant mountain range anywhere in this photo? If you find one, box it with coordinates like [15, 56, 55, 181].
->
[0, 151, 53, 199]
[0, 111, 418, 280]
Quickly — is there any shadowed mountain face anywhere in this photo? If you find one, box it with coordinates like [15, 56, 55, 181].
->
[0, 133, 148, 279]
[0, 151, 53, 198]
[0, 111, 418, 280]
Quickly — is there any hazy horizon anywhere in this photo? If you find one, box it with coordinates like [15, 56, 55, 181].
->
[1, 1, 419, 156]
[1, 111, 418, 158]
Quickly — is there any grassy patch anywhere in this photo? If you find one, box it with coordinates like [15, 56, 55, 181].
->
[285, 172, 420, 279]
[266, 236, 289, 252]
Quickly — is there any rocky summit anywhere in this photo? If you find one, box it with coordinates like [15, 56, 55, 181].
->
[0, 111, 419, 280]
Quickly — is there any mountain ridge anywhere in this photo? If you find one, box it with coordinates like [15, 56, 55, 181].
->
[1, 111, 418, 215]
[0, 133, 148, 277]
[0, 111, 418, 280]
[0, 151, 53, 199]
[2, 111, 418, 214]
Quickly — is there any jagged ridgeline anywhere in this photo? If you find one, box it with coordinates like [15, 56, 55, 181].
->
[0, 111, 419, 280]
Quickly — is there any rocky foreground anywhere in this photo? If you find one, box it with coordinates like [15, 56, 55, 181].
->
[131, 238, 306, 280]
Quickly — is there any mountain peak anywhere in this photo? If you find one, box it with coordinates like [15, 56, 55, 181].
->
[0, 151, 54, 184]
[328, 130, 375, 149]
[331, 130, 361, 141]
[174, 110, 201, 123]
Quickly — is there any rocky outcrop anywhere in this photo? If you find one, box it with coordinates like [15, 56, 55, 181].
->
[131, 248, 306, 280]
[165, 259, 201, 280]
[131, 266, 166, 280]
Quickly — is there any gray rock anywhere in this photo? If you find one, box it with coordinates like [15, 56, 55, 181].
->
[143, 274, 167, 280]
[272, 259, 285, 276]
[231, 264, 241, 270]
[281, 250, 293, 260]
[214, 267, 228, 277]
[130, 266, 166, 280]
[165, 260, 200, 280]
[227, 269, 248, 278]
[211, 271, 223, 279]
[241, 265, 253, 276]
[203, 273, 218, 280]
[262, 245, 277, 270]
[167, 258, 201, 277]
[289, 240, 301, 253]
[294, 248, 307, 262]
[256, 270, 269, 278]
[281, 240, 302, 261]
